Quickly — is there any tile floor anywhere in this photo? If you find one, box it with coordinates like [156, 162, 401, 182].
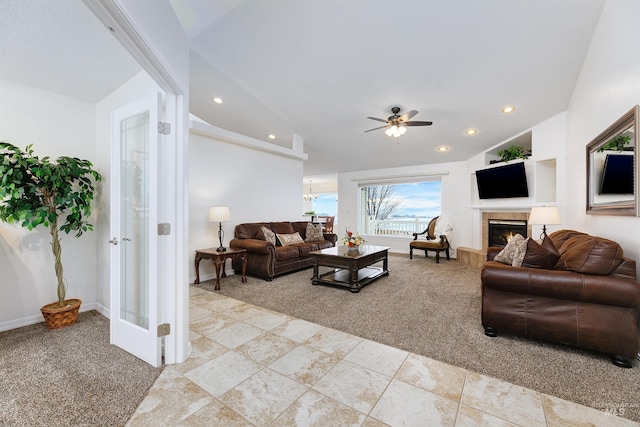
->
[126, 286, 637, 427]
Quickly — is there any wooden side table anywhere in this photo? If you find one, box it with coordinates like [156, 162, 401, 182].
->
[194, 248, 247, 290]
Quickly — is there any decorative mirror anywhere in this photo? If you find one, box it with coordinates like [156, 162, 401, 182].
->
[586, 105, 639, 216]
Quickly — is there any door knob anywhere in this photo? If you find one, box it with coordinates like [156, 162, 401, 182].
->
[109, 238, 119, 245]
[122, 237, 131, 242]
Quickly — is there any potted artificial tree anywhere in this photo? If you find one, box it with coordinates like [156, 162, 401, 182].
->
[0, 142, 102, 329]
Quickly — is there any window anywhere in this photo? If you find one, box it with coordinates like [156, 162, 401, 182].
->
[309, 193, 338, 218]
[359, 180, 441, 236]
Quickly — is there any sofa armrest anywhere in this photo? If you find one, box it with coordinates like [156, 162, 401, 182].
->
[230, 238, 275, 255]
[481, 261, 640, 308]
[486, 247, 502, 261]
[323, 233, 338, 246]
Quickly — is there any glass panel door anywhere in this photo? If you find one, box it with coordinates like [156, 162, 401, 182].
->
[110, 93, 161, 367]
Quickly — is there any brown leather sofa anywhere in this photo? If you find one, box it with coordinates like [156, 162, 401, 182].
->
[481, 230, 640, 368]
[230, 221, 338, 281]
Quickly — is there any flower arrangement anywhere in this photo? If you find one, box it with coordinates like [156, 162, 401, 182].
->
[343, 228, 365, 248]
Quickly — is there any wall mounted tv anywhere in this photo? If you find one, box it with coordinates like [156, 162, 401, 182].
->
[476, 162, 529, 199]
[600, 154, 634, 194]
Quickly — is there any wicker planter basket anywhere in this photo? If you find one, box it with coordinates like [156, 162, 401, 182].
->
[40, 299, 82, 330]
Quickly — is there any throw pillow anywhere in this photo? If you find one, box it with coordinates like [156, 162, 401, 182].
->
[521, 236, 561, 269]
[276, 232, 305, 247]
[305, 222, 323, 242]
[493, 233, 526, 265]
[260, 226, 276, 245]
[511, 237, 530, 267]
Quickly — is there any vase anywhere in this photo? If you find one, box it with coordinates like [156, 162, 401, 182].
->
[348, 245, 360, 253]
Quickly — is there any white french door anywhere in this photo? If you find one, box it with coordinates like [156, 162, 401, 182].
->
[110, 93, 162, 367]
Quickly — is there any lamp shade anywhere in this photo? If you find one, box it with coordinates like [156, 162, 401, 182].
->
[208, 206, 231, 222]
[528, 206, 561, 225]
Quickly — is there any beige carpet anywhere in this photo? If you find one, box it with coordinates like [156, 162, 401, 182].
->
[197, 253, 640, 422]
[0, 311, 163, 427]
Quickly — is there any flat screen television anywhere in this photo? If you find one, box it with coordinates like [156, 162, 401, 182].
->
[600, 154, 634, 194]
[476, 162, 529, 199]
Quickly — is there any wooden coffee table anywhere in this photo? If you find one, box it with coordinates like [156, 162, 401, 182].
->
[310, 245, 390, 293]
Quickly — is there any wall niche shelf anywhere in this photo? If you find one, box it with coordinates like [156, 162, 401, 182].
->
[484, 131, 532, 165]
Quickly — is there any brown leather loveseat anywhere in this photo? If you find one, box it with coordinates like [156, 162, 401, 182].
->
[481, 230, 640, 367]
[230, 221, 338, 281]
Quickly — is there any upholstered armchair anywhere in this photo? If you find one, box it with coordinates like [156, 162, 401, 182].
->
[409, 216, 453, 263]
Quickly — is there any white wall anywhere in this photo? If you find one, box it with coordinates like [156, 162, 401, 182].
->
[566, 0, 640, 267]
[188, 124, 305, 282]
[337, 161, 471, 255]
[0, 79, 98, 328]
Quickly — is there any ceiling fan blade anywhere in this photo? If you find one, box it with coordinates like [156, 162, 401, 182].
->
[404, 121, 433, 126]
[367, 116, 389, 123]
[399, 110, 419, 122]
[364, 125, 390, 133]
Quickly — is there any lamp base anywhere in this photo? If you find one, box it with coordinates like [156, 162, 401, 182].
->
[216, 246, 227, 253]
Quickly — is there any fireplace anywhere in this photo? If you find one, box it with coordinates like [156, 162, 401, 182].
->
[488, 219, 527, 247]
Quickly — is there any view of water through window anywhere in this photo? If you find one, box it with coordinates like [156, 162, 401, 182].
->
[360, 181, 442, 236]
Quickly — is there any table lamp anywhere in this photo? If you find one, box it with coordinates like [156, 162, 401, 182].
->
[528, 206, 561, 239]
[209, 206, 231, 252]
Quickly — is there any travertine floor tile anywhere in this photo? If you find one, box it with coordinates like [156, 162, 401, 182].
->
[126, 369, 212, 427]
[244, 310, 291, 330]
[170, 336, 229, 375]
[396, 353, 467, 402]
[455, 404, 520, 427]
[272, 389, 367, 427]
[370, 379, 458, 427]
[206, 321, 265, 348]
[542, 395, 639, 427]
[176, 399, 255, 427]
[189, 304, 212, 322]
[184, 351, 262, 397]
[304, 327, 362, 358]
[344, 339, 409, 377]
[271, 318, 326, 343]
[199, 296, 245, 313]
[312, 360, 391, 413]
[235, 332, 299, 365]
[220, 368, 308, 427]
[269, 344, 340, 386]
[219, 302, 270, 321]
[461, 371, 546, 427]
[189, 311, 237, 336]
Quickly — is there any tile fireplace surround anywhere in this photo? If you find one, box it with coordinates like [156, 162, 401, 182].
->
[457, 211, 532, 268]
[481, 211, 532, 250]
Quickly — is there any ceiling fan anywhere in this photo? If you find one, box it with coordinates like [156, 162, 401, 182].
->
[364, 106, 433, 137]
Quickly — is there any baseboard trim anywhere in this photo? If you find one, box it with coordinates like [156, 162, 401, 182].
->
[0, 301, 105, 332]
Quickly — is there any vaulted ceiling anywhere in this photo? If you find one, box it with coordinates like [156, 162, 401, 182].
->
[1, 0, 605, 178]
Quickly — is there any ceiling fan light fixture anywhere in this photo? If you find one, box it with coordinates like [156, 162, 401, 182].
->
[385, 125, 406, 137]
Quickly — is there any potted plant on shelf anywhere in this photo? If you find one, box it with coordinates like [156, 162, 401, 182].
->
[496, 145, 530, 163]
[0, 142, 102, 329]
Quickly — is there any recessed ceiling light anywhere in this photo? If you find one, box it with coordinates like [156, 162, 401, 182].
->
[502, 106, 515, 114]
[465, 129, 477, 136]
[437, 146, 449, 152]
[213, 97, 223, 104]
[268, 134, 276, 140]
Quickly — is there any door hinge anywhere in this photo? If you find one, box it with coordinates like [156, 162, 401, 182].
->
[158, 121, 171, 135]
[157, 323, 171, 337]
[158, 223, 171, 235]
